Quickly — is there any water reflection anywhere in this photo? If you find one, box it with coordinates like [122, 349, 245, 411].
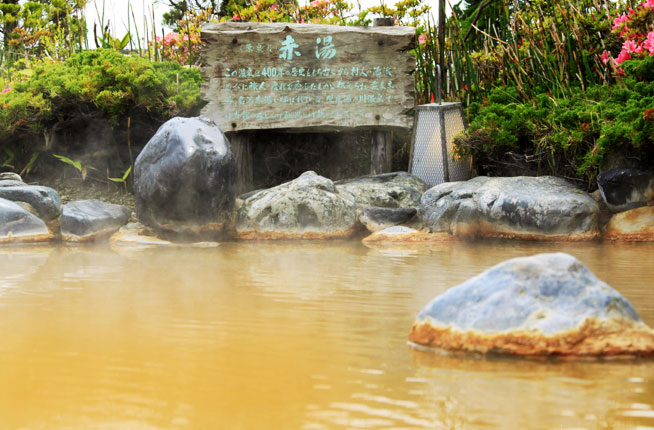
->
[0, 241, 651, 429]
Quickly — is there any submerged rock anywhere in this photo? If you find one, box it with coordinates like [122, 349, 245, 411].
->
[603, 206, 654, 241]
[335, 172, 428, 210]
[418, 176, 599, 240]
[359, 206, 417, 232]
[410, 253, 654, 356]
[0, 197, 54, 243]
[134, 116, 237, 237]
[597, 168, 654, 213]
[362, 225, 451, 243]
[110, 222, 173, 247]
[61, 199, 131, 242]
[0, 185, 61, 222]
[236, 171, 357, 239]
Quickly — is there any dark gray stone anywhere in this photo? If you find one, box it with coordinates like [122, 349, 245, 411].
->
[0, 185, 61, 221]
[359, 206, 417, 232]
[410, 253, 654, 356]
[236, 171, 357, 239]
[61, 199, 131, 241]
[0, 197, 52, 242]
[418, 176, 599, 239]
[597, 168, 654, 213]
[335, 172, 429, 210]
[134, 116, 237, 236]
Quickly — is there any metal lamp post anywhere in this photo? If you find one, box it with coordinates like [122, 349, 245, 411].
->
[408, 0, 470, 186]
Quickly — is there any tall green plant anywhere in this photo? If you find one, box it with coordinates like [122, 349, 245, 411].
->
[415, 0, 627, 108]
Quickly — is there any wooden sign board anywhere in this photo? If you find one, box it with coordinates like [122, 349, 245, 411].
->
[200, 22, 415, 132]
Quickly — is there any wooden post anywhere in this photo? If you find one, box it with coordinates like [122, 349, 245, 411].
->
[228, 132, 253, 195]
[370, 130, 393, 175]
[370, 18, 394, 175]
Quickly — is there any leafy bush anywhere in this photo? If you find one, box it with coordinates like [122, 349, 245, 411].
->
[0, 49, 204, 142]
[454, 56, 654, 189]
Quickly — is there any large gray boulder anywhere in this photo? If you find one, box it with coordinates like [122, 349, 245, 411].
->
[419, 176, 599, 240]
[410, 253, 654, 356]
[0, 197, 54, 243]
[61, 199, 131, 242]
[134, 117, 237, 237]
[597, 168, 654, 213]
[335, 172, 428, 210]
[236, 171, 358, 239]
[0, 184, 61, 222]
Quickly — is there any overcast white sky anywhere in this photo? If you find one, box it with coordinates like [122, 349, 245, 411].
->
[84, 0, 443, 45]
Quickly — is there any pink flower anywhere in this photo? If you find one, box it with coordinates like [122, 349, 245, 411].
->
[418, 34, 426, 45]
[643, 31, 654, 55]
[601, 50, 610, 65]
[232, 14, 240, 20]
[645, 0, 654, 8]
[612, 14, 628, 31]
[1, 88, 11, 94]
[616, 49, 631, 65]
[270, 4, 279, 10]
[623, 39, 639, 53]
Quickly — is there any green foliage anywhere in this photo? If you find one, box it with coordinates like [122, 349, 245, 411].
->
[416, 0, 625, 106]
[162, 0, 219, 28]
[108, 165, 132, 183]
[454, 57, 654, 188]
[0, 49, 204, 143]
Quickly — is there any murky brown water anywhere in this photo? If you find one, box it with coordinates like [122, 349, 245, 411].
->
[0, 240, 652, 430]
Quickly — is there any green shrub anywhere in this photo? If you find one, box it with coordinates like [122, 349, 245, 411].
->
[454, 56, 654, 189]
[0, 49, 204, 142]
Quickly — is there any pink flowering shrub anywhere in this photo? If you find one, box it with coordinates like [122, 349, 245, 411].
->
[602, 0, 654, 71]
[155, 32, 201, 65]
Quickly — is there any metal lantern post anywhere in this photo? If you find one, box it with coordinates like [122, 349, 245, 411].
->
[408, 0, 470, 186]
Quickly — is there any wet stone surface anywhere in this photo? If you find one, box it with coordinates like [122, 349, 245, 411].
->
[410, 252, 654, 356]
[61, 199, 131, 242]
[0, 197, 53, 243]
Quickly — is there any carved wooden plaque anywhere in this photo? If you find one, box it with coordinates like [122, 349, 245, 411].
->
[200, 22, 415, 132]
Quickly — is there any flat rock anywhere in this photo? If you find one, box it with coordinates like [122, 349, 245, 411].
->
[0, 197, 54, 243]
[236, 171, 357, 239]
[134, 116, 237, 237]
[359, 206, 417, 232]
[110, 223, 173, 247]
[597, 168, 654, 213]
[603, 206, 654, 241]
[410, 253, 654, 356]
[335, 172, 428, 210]
[362, 226, 452, 243]
[418, 176, 599, 240]
[61, 199, 131, 242]
[0, 185, 61, 222]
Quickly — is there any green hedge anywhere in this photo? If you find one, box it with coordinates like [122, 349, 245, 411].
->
[0, 49, 204, 142]
[454, 57, 654, 189]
